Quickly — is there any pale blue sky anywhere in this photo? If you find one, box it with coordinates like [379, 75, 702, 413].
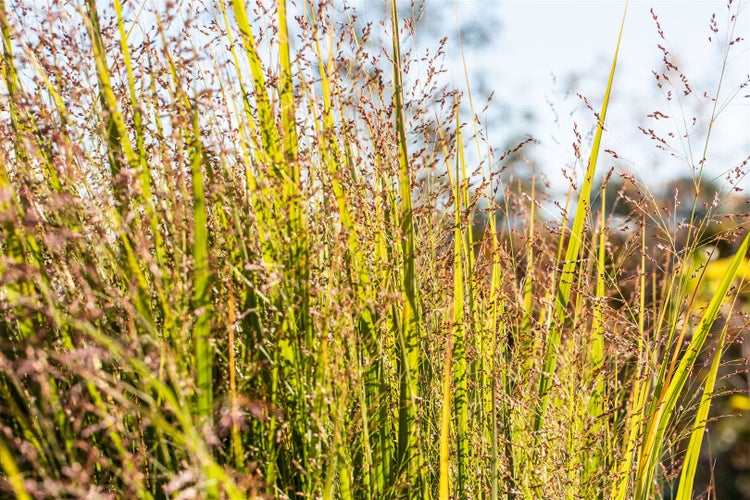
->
[440, 0, 750, 194]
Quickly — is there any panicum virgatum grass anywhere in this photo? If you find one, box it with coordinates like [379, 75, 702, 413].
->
[0, 0, 748, 498]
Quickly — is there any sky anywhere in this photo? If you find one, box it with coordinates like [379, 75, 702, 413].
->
[437, 0, 750, 195]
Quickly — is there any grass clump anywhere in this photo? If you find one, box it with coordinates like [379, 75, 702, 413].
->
[0, 0, 749, 498]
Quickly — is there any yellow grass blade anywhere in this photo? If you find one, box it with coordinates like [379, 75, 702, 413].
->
[0, 434, 31, 500]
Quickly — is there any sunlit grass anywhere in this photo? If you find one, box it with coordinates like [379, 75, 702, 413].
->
[0, 0, 748, 498]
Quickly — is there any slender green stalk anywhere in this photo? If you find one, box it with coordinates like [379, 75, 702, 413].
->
[450, 112, 469, 499]
[439, 327, 453, 500]
[391, 0, 424, 488]
[188, 106, 213, 423]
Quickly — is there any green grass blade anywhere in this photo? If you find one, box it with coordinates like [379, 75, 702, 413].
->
[82, 0, 139, 185]
[451, 114, 469, 499]
[439, 327, 454, 500]
[637, 231, 750, 497]
[113, 0, 166, 278]
[276, 0, 298, 164]
[0, 0, 46, 340]
[585, 173, 610, 485]
[189, 106, 213, 424]
[230, 0, 282, 166]
[536, 1, 628, 431]
[674, 318, 729, 500]
[390, 0, 423, 492]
